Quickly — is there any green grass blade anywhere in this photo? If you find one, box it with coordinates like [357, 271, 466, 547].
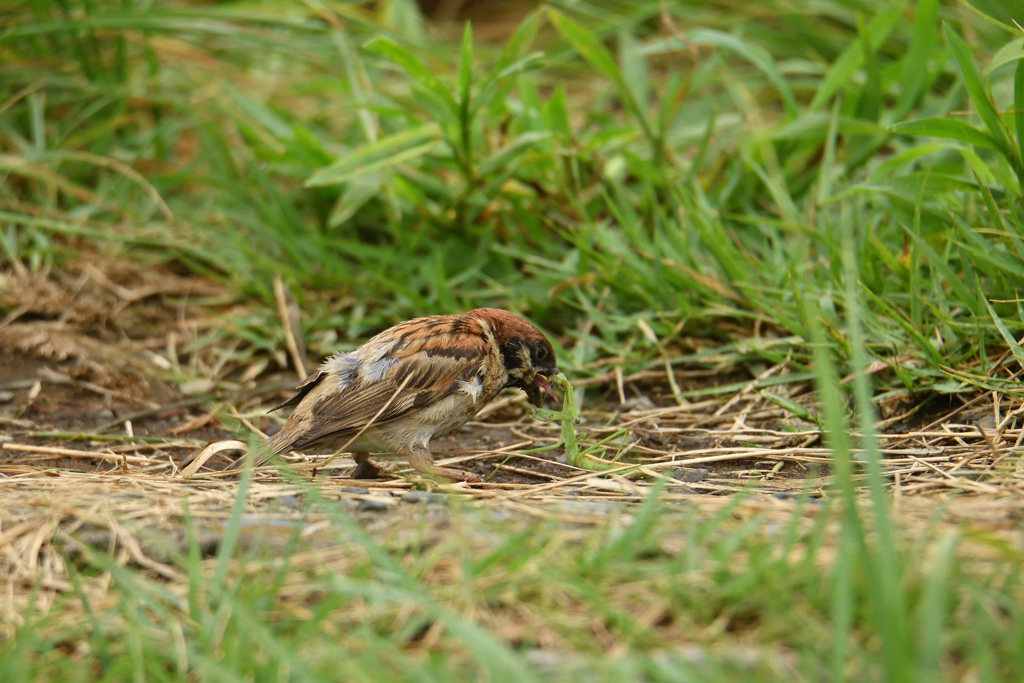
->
[212, 458, 252, 589]
[810, 2, 905, 111]
[457, 22, 474, 177]
[903, 226, 983, 317]
[984, 296, 1024, 366]
[944, 23, 1018, 166]
[895, 0, 939, 120]
[890, 118, 999, 150]
[687, 29, 799, 118]
[363, 36, 458, 113]
[457, 22, 473, 106]
[618, 30, 648, 118]
[841, 208, 913, 681]
[759, 389, 813, 421]
[547, 8, 655, 145]
[305, 124, 441, 187]
[1016, 57, 1024, 173]
[816, 100, 841, 206]
[959, 0, 1021, 34]
[916, 533, 959, 678]
[856, 15, 882, 123]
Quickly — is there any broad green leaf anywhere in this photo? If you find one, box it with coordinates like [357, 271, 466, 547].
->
[305, 124, 440, 187]
[944, 24, 1016, 163]
[890, 118, 999, 150]
[363, 37, 457, 113]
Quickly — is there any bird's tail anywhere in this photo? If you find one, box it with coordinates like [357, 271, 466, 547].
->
[248, 427, 295, 467]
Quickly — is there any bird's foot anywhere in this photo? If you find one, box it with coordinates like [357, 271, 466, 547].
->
[432, 466, 482, 483]
[350, 453, 397, 480]
[406, 448, 481, 483]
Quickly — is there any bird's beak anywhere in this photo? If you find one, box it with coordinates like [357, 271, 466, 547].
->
[526, 373, 559, 407]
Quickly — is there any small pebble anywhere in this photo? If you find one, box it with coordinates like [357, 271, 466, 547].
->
[340, 487, 369, 495]
[401, 491, 447, 505]
[276, 495, 301, 509]
[672, 467, 708, 483]
[0, 391, 14, 403]
[94, 409, 114, 420]
[555, 500, 622, 515]
[771, 493, 820, 504]
[359, 497, 391, 511]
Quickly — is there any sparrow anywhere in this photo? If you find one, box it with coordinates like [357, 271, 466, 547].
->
[263, 308, 559, 482]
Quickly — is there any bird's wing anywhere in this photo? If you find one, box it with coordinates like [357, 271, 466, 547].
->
[274, 317, 491, 450]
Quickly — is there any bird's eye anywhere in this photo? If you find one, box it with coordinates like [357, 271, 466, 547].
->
[535, 346, 548, 362]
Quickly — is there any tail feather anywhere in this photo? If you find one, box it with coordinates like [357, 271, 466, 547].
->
[252, 425, 297, 466]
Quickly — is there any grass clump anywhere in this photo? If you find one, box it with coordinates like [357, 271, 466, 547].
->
[2, 0, 1022, 396]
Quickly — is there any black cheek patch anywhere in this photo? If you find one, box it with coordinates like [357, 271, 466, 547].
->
[500, 342, 527, 372]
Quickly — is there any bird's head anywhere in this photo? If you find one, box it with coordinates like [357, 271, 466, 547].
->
[469, 308, 559, 407]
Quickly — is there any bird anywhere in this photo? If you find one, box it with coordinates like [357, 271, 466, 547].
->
[262, 308, 559, 482]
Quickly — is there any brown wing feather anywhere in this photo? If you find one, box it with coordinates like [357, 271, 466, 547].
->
[267, 370, 326, 413]
[267, 317, 489, 453]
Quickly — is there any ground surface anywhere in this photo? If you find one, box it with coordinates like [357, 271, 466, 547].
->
[4, 263, 1023, 670]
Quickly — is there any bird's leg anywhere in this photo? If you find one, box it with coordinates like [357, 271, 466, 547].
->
[406, 446, 482, 483]
[350, 452, 396, 480]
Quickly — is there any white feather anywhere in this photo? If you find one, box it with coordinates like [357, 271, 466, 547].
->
[457, 376, 484, 401]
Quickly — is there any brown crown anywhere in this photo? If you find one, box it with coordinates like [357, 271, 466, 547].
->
[466, 308, 552, 348]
